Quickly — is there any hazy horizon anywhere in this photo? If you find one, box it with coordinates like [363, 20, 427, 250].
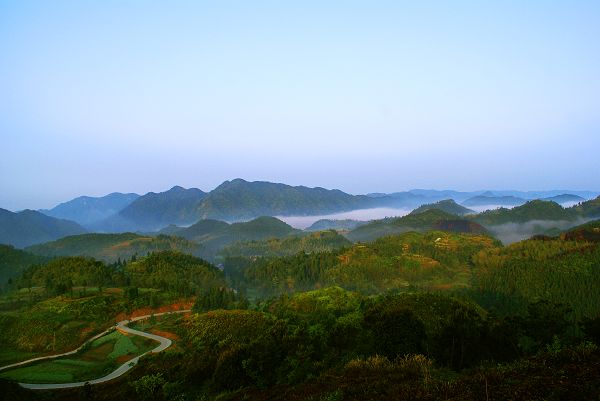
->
[2, 1, 599, 210]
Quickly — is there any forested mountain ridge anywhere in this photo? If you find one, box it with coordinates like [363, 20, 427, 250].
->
[219, 230, 352, 259]
[39, 192, 139, 226]
[472, 200, 577, 226]
[92, 186, 207, 232]
[409, 199, 474, 216]
[0, 245, 49, 286]
[0, 208, 87, 248]
[195, 179, 379, 220]
[24, 232, 201, 262]
[166, 216, 300, 260]
[346, 209, 487, 242]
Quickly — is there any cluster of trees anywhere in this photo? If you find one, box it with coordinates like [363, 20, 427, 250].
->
[13, 251, 228, 300]
[120, 287, 600, 401]
[218, 230, 351, 259]
[224, 231, 500, 296]
[25, 233, 201, 263]
[471, 237, 600, 317]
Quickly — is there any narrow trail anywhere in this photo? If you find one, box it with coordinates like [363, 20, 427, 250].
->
[0, 309, 191, 390]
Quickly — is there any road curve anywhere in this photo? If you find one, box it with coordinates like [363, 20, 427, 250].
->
[2, 310, 192, 390]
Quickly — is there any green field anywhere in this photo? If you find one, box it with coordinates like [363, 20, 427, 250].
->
[0, 330, 156, 383]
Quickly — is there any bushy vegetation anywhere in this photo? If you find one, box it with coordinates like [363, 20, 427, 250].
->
[471, 237, 600, 318]
[0, 245, 48, 289]
[219, 230, 351, 259]
[2, 221, 600, 401]
[125, 251, 226, 297]
[472, 199, 577, 226]
[25, 233, 201, 263]
[226, 231, 499, 297]
[346, 209, 485, 242]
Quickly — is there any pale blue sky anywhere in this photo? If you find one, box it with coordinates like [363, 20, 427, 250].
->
[1, 1, 599, 210]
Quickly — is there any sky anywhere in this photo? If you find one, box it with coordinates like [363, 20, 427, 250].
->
[1, 1, 599, 210]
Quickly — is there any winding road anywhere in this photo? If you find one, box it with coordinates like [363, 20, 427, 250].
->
[0, 310, 191, 390]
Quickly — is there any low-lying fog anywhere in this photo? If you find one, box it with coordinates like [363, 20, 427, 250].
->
[488, 217, 594, 244]
[466, 204, 518, 213]
[277, 207, 412, 229]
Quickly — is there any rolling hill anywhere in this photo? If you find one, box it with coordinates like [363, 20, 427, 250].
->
[195, 179, 378, 221]
[346, 209, 488, 242]
[40, 192, 139, 226]
[0, 208, 87, 248]
[572, 195, 600, 218]
[472, 200, 577, 226]
[559, 219, 600, 242]
[172, 216, 300, 259]
[0, 245, 49, 286]
[410, 199, 474, 216]
[219, 230, 352, 258]
[92, 186, 207, 232]
[25, 232, 201, 262]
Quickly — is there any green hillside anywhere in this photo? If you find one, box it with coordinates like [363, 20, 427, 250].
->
[0, 209, 87, 248]
[0, 245, 48, 287]
[410, 199, 474, 216]
[25, 233, 201, 262]
[571, 195, 600, 218]
[219, 230, 351, 258]
[472, 200, 577, 226]
[173, 216, 299, 259]
[560, 219, 600, 242]
[196, 178, 376, 220]
[125, 251, 226, 296]
[227, 230, 499, 296]
[471, 237, 600, 317]
[346, 209, 486, 242]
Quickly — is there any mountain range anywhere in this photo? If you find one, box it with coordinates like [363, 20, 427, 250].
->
[1, 179, 599, 248]
[0, 208, 87, 248]
[40, 192, 139, 225]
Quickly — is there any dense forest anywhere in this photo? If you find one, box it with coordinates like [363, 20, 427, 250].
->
[0, 217, 599, 400]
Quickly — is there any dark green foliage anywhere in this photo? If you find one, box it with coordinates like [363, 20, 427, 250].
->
[227, 252, 340, 297]
[17, 257, 118, 295]
[193, 287, 247, 312]
[363, 306, 426, 359]
[0, 245, 48, 288]
[126, 251, 226, 296]
[472, 238, 600, 318]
